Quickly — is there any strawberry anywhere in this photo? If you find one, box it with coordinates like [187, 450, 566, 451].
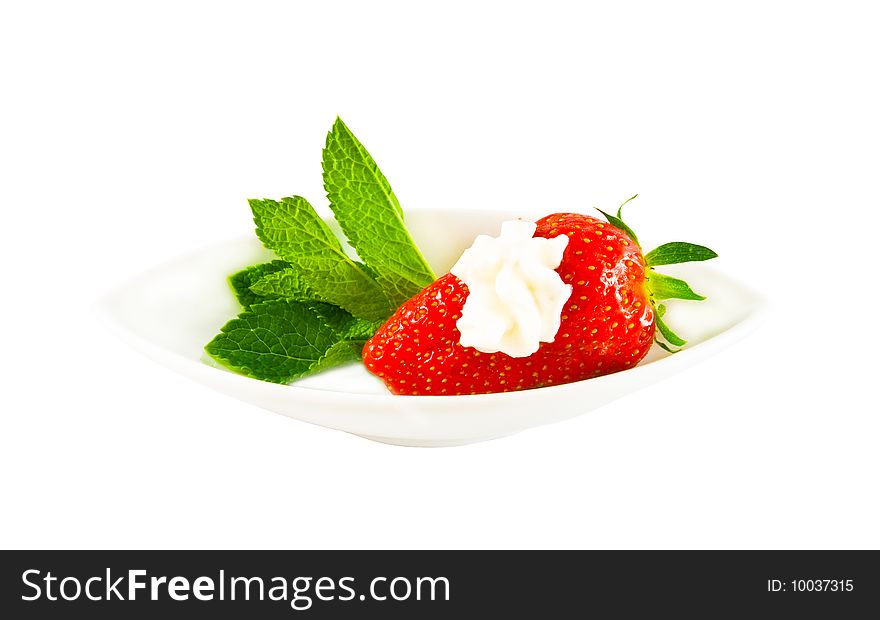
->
[363, 198, 716, 395]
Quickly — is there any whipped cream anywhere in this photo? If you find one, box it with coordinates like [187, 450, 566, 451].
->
[450, 220, 571, 358]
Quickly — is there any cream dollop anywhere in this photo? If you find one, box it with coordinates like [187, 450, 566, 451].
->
[450, 220, 572, 358]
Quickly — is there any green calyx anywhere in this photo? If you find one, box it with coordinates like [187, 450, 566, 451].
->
[596, 195, 718, 353]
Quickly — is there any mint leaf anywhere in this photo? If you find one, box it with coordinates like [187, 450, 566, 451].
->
[250, 268, 319, 301]
[205, 300, 367, 384]
[645, 242, 718, 267]
[322, 117, 435, 306]
[310, 340, 363, 373]
[309, 302, 382, 344]
[249, 196, 394, 321]
[345, 318, 384, 341]
[647, 271, 706, 301]
[228, 260, 291, 308]
[309, 300, 361, 335]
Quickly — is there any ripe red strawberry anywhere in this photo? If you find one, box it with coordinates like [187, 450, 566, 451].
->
[363, 201, 716, 395]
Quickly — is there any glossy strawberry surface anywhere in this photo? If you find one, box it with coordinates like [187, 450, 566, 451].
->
[363, 213, 655, 395]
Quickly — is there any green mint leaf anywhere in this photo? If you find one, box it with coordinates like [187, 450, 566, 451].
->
[306, 259, 393, 322]
[205, 300, 361, 384]
[306, 303, 380, 371]
[250, 268, 320, 301]
[645, 242, 718, 267]
[250, 195, 340, 255]
[654, 311, 687, 347]
[284, 300, 376, 346]
[308, 302, 381, 344]
[249, 196, 394, 321]
[647, 271, 706, 301]
[322, 117, 435, 306]
[228, 260, 291, 308]
[308, 301, 360, 335]
[345, 318, 384, 341]
[596, 208, 640, 245]
[310, 340, 364, 373]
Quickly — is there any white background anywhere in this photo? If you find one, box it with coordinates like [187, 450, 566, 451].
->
[1, 1, 878, 549]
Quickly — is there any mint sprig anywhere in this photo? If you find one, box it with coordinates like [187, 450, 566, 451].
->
[248, 196, 394, 322]
[323, 118, 436, 306]
[205, 118, 431, 383]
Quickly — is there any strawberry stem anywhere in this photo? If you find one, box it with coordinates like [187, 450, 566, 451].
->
[654, 339, 681, 354]
[596, 196, 718, 352]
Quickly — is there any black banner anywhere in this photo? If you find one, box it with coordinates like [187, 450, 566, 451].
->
[1, 551, 877, 618]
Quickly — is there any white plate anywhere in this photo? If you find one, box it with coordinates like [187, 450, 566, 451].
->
[97, 208, 765, 447]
